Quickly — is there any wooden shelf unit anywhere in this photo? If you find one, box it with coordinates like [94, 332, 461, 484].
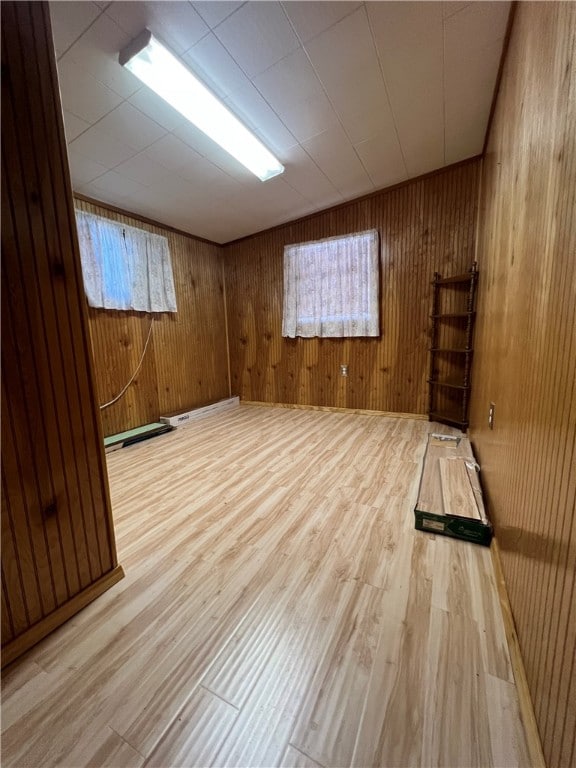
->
[428, 263, 478, 430]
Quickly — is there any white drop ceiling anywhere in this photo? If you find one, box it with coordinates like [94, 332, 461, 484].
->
[51, 1, 510, 243]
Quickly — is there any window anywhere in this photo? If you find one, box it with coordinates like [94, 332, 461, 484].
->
[282, 229, 379, 338]
[75, 211, 177, 313]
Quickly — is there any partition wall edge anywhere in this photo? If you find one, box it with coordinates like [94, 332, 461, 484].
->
[1, 1, 124, 668]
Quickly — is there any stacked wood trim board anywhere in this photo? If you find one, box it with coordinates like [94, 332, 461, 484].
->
[414, 433, 492, 545]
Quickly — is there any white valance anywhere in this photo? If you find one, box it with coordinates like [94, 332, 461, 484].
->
[75, 210, 177, 313]
[282, 229, 379, 338]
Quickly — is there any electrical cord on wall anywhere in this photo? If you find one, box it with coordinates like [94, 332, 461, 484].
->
[100, 319, 154, 410]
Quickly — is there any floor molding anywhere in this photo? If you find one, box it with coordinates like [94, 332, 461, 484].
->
[241, 400, 428, 420]
[490, 539, 546, 767]
[2, 565, 125, 670]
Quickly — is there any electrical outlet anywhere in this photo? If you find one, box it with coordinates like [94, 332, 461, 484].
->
[488, 402, 495, 429]
[340, 364, 348, 377]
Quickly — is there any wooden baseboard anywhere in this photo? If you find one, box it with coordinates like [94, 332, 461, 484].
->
[490, 539, 546, 767]
[1, 565, 125, 670]
[241, 400, 428, 420]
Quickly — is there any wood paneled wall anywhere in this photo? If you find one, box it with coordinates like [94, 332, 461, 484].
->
[75, 199, 230, 437]
[1, 2, 123, 666]
[224, 160, 480, 414]
[470, 4, 576, 767]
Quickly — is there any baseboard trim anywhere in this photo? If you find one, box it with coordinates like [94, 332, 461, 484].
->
[241, 400, 428, 420]
[490, 539, 546, 767]
[1, 565, 125, 669]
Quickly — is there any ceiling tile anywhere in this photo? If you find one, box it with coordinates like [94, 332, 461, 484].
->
[223, 80, 298, 154]
[173, 121, 256, 181]
[95, 102, 166, 151]
[63, 110, 91, 142]
[443, 2, 471, 20]
[184, 32, 252, 102]
[57, 57, 123, 124]
[280, 145, 341, 202]
[111, 152, 175, 187]
[50, 1, 102, 57]
[302, 124, 374, 198]
[192, 2, 244, 30]
[253, 48, 339, 142]
[214, 1, 300, 77]
[304, 7, 393, 143]
[444, 0, 510, 52]
[444, 3, 509, 163]
[127, 88, 187, 132]
[144, 134, 204, 172]
[354, 132, 408, 190]
[105, 1, 210, 55]
[84, 169, 150, 200]
[70, 124, 138, 167]
[444, 37, 503, 163]
[62, 12, 141, 99]
[368, 2, 444, 174]
[67, 150, 109, 187]
[282, 1, 361, 44]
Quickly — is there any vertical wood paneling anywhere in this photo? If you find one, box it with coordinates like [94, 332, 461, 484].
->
[224, 160, 480, 414]
[75, 199, 230, 437]
[470, 4, 576, 767]
[1, 1, 123, 667]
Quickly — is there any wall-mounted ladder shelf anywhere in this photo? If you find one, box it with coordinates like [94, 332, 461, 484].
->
[428, 263, 478, 430]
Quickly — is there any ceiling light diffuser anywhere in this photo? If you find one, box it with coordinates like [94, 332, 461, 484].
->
[119, 30, 284, 182]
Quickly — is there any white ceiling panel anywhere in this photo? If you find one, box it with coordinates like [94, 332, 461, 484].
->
[51, 1, 511, 243]
[282, 1, 362, 44]
[95, 102, 167, 151]
[173, 121, 256, 181]
[302, 125, 374, 198]
[184, 32, 252, 102]
[444, 2, 509, 162]
[354, 131, 408, 190]
[192, 1, 245, 30]
[222, 80, 298, 154]
[253, 49, 339, 142]
[59, 12, 140, 99]
[111, 152, 175, 188]
[67, 150, 109, 186]
[127, 87, 187, 132]
[70, 123, 139, 167]
[50, 1, 102, 57]
[83, 169, 150, 202]
[213, 2, 300, 78]
[57, 57, 123, 124]
[305, 8, 385, 111]
[368, 2, 445, 174]
[304, 7, 395, 145]
[143, 133, 203, 172]
[274, 145, 341, 203]
[63, 110, 91, 143]
[104, 1, 209, 55]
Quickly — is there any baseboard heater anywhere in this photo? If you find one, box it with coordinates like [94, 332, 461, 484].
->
[104, 422, 174, 454]
[159, 396, 240, 427]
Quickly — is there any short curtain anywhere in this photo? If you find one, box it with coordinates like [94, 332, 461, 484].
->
[75, 210, 177, 313]
[282, 229, 379, 338]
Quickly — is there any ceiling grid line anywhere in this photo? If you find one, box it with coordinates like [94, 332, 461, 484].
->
[51, 0, 511, 242]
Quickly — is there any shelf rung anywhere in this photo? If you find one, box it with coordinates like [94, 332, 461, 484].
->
[430, 348, 473, 354]
[427, 379, 470, 391]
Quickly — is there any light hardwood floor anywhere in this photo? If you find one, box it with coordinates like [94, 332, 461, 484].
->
[1, 405, 530, 767]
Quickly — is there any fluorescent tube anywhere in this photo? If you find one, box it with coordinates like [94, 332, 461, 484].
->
[119, 30, 284, 182]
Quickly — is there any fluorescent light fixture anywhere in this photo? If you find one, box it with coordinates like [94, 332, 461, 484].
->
[119, 30, 284, 182]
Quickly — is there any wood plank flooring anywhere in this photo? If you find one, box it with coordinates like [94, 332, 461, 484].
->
[1, 405, 530, 767]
